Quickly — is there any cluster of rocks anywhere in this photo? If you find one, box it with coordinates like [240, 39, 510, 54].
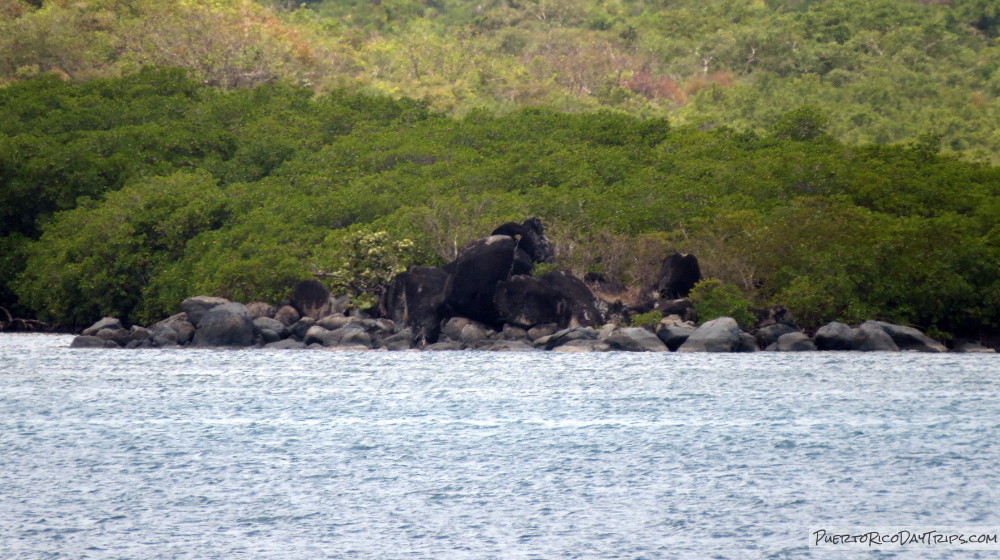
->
[69, 301, 992, 354]
[68, 217, 993, 353]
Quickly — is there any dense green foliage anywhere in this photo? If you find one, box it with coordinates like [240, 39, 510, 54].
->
[2, 71, 997, 336]
[2, 0, 999, 162]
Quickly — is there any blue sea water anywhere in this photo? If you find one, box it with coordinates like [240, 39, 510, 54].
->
[1, 333, 999, 559]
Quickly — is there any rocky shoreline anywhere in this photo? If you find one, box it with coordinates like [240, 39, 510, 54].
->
[69, 302, 995, 353]
[69, 217, 994, 354]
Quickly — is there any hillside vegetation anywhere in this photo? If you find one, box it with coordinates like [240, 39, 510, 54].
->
[2, 0, 999, 161]
[2, 70, 998, 340]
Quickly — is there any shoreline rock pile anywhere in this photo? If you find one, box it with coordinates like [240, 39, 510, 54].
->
[68, 217, 994, 353]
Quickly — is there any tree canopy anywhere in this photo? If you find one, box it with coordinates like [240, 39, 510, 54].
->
[2, 70, 997, 339]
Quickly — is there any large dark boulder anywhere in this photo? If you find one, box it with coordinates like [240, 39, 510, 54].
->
[443, 235, 535, 326]
[192, 303, 255, 347]
[494, 275, 561, 329]
[380, 266, 449, 343]
[494, 271, 604, 330]
[490, 216, 555, 264]
[652, 253, 702, 299]
[289, 280, 333, 320]
[537, 271, 603, 328]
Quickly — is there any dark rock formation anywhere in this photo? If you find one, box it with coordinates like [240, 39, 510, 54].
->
[191, 302, 255, 347]
[289, 280, 333, 320]
[538, 271, 604, 328]
[652, 253, 702, 299]
[494, 275, 561, 329]
[494, 271, 603, 330]
[443, 235, 535, 326]
[245, 302, 276, 319]
[490, 216, 555, 264]
[381, 266, 449, 343]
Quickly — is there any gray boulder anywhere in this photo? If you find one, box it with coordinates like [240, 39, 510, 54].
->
[70, 335, 114, 348]
[736, 332, 759, 352]
[264, 339, 306, 350]
[181, 296, 230, 327]
[527, 323, 559, 341]
[677, 317, 743, 352]
[335, 325, 373, 348]
[96, 327, 132, 347]
[259, 329, 281, 344]
[290, 317, 316, 340]
[655, 316, 697, 351]
[771, 332, 817, 352]
[150, 313, 195, 347]
[475, 340, 538, 352]
[954, 340, 995, 353]
[605, 327, 669, 352]
[755, 322, 799, 349]
[82, 317, 123, 336]
[245, 302, 276, 319]
[856, 321, 900, 352]
[441, 317, 493, 344]
[317, 315, 355, 331]
[544, 327, 599, 350]
[814, 321, 859, 351]
[869, 321, 947, 352]
[274, 305, 301, 327]
[303, 325, 340, 346]
[499, 324, 529, 341]
[191, 302, 255, 347]
[380, 329, 416, 351]
[253, 317, 289, 339]
[552, 339, 610, 352]
[423, 341, 464, 351]
[128, 326, 151, 343]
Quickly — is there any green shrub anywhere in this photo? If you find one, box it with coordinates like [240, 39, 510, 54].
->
[628, 310, 663, 329]
[688, 278, 755, 327]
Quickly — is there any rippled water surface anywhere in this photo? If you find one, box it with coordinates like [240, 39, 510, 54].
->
[2, 333, 999, 559]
